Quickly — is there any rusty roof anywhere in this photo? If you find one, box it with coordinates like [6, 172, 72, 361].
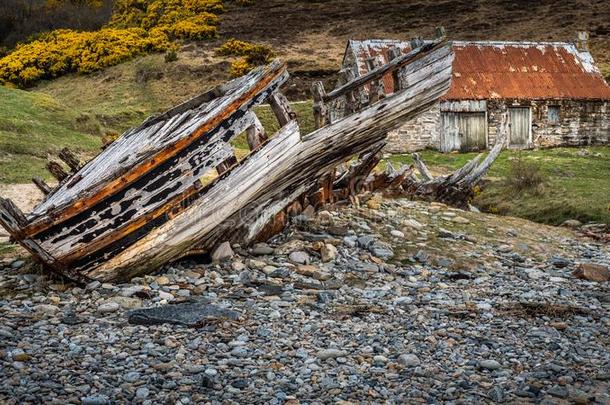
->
[344, 40, 610, 100]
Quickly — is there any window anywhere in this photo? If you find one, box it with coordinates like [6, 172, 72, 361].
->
[548, 106, 560, 124]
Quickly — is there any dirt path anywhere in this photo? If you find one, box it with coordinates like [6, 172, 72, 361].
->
[0, 183, 45, 242]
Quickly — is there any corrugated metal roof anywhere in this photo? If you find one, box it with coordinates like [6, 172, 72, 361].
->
[345, 40, 610, 100]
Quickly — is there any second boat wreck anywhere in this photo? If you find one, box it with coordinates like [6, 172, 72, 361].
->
[0, 39, 455, 282]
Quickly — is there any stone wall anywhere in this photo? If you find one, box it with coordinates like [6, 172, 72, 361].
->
[384, 103, 440, 153]
[487, 99, 610, 147]
[385, 99, 610, 153]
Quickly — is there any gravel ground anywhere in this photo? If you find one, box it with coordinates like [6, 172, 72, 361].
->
[1, 198, 608, 404]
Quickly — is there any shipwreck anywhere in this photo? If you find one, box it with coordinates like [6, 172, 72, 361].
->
[0, 38, 475, 283]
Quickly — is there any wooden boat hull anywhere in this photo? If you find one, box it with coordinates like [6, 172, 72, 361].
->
[0, 41, 454, 282]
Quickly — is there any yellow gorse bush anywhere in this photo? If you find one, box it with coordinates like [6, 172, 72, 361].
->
[0, 28, 171, 86]
[216, 38, 274, 77]
[110, 0, 223, 29]
[0, 0, 223, 87]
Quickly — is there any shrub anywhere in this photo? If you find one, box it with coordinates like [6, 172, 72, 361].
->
[216, 38, 256, 56]
[217, 38, 274, 77]
[0, 0, 223, 86]
[0, 28, 171, 86]
[110, 0, 223, 29]
[165, 14, 219, 40]
[229, 59, 253, 77]
[164, 49, 178, 63]
[504, 156, 546, 193]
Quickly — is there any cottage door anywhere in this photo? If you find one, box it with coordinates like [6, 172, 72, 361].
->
[508, 107, 531, 148]
[458, 113, 487, 152]
[440, 112, 460, 152]
[440, 112, 487, 152]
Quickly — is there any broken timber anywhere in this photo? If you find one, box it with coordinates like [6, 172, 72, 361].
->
[400, 132, 507, 208]
[0, 40, 454, 282]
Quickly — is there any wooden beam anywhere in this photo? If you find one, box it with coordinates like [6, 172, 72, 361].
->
[388, 47, 404, 92]
[267, 91, 296, 126]
[410, 38, 424, 49]
[412, 153, 433, 181]
[365, 57, 386, 104]
[334, 143, 385, 195]
[58, 148, 82, 172]
[323, 39, 443, 102]
[246, 114, 267, 150]
[32, 177, 52, 195]
[216, 154, 239, 175]
[311, 81, 329, 129]
[435, 26, 446, 39]
[46, 161, 69, 182]
[0, 198, 27, 231]
[457, 133, 506, 186]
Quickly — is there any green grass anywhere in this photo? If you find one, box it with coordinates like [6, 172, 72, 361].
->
[387, 146, 610, 225]
[0, 242, 18, 257]
[0, 86, 102, 183]
[231, 100, 316, 150]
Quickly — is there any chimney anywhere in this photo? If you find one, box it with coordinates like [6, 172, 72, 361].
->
[575, 31, 589, 52]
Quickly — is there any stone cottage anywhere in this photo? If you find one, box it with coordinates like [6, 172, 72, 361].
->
[338, 35, 610, 153]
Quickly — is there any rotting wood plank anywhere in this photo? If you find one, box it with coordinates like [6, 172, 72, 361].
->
[400, 132, 507, 208]
[267, 91, 296, 127]
[46, 161, 68, 182]
[412, 153, 433, 181]
[311, 82, 329, 129]
[38, 100, 270, 261]
[25, 62, 289, 233]
[32, 177, 52, 195]
[365, 57, 386, 104]
[246, 113, 267, 150]
[58, 148, 82, 172]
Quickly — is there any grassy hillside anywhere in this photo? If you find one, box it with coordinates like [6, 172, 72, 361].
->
[34, 50, 234, 134]
[0, 86, 102, 183]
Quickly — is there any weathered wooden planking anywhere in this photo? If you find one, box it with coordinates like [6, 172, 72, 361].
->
[53, 90, 294, 275]
[323, 39, 443, 102]
[0, 62, 289, 282]
[37, 111, 259, 259]
[26, 62, 288, 229]
[85, 120, 303, 281]
[82, 43, 454, 281]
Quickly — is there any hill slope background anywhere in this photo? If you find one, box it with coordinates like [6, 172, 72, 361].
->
[33, 0, 610, 131]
